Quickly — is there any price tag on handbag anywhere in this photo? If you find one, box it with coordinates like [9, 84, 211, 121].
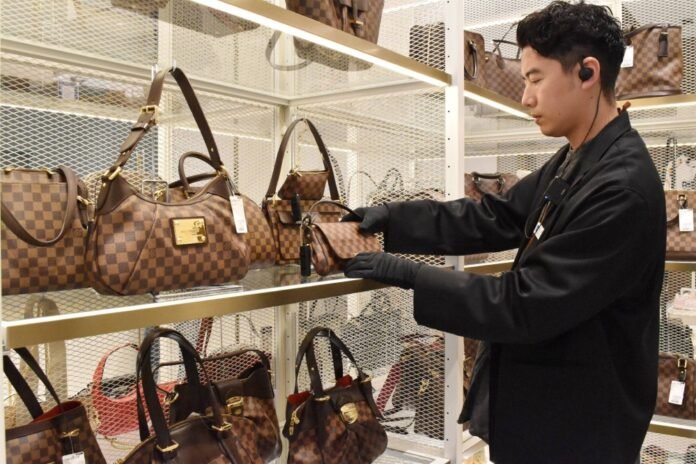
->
[230, 195, 248, 234]
[679, 208, 694, 232]
[621, 46, 634, 68]
[63, 452, 86, 464]
[668, 380, 686, 405]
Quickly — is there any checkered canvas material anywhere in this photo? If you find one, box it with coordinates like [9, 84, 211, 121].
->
[665, 190, 696, 260]
[264, 199, 342, 263]
[278, 171, 330, 201]
[655, 353, 695, 419]
[309, 222, 381, 276]
[616, 25, 683, 100]
[87, 175, 249, 295]
[285, 0, 384, 71]
[1, 168, 89, 294]
[6, 401, 106, 464]
[483, 51, 524, 102]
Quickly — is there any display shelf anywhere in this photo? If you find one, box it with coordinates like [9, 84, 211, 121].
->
[1, 266, 388, 349]
[649, 416, 696, 440]
[0, 0, 450, 106]
[461, 260, 696, 275]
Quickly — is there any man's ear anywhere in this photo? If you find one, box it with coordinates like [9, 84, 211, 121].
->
[579, 57, 601, 88]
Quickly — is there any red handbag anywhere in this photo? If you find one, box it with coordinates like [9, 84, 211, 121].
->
[91, 344, 177, 437]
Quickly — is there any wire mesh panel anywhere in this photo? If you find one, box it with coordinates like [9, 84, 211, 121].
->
[641, 431, 696, 464]
[3, 310, 276, 463]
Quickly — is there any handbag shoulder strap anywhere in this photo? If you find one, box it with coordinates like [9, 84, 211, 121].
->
[305, 199, 358, 218]
[4, 348, 64, 418]
[91, 343, 139, 403]
[1, 166, 79, 247]
[265, 118, 340, 201]
[108, 67, 223, 178]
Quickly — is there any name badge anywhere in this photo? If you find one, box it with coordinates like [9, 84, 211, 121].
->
[533, 222, 545, 240]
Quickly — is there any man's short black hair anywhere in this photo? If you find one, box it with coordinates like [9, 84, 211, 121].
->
[517, 0, 625, 98]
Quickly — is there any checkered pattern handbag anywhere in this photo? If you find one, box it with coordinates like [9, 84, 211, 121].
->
[86, 67, 249, 295]
[655, 353, 695, 419]
[1, 166, 91, 295]
[616, 24, 683, 100]
[483, 40, 524, 102]
[283, 327, 387, 464]
[263, 119, 344, 264]
[284, 0, 385, 71]
[665, 190, 696, 260]
[4, 348, 106, 464]
[300, 200, 381, 276]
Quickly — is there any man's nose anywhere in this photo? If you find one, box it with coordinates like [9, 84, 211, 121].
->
[521, 84, 534, 107]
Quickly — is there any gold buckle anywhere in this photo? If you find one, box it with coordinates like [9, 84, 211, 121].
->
[77, 195, 93, 206]
[156, 441, 179, 453]
[225, 396, 243, 416]
[211, 421, 233, 432]
[59, 428, 80, 439]
[164, 391, 179, 405]
[339, 403, 359, 424]
[677, 358, 688, 369]
[140, 105, 160, 125]
[314, 395, 330, 402]
[103, 166, 122, 181]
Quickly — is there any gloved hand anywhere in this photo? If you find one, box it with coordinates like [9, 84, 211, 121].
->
[340, 205, 389, 234]
[344, 252, 422, 290]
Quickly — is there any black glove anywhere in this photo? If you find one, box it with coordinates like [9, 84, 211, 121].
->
[344, 252, 422, 290]
[340, 205, 389, 234]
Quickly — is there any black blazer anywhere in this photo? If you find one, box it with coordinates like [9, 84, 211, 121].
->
[384, 112, 666, 464]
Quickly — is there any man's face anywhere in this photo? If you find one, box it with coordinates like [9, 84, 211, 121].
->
[520, 47, 584, 139]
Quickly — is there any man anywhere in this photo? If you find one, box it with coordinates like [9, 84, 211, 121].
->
[344, 2, 666, 463]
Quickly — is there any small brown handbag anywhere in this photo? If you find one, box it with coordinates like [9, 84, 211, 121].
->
[86, 67, 249, 295]
[1, 166, 91, 294]
[300, 200, 381, 276]
[616, 24, 683, 100]
[283, 327, 387, 464]
[170, 151, 277, 268]
[263, 119, 344, 264]
[283, 0, 385, 71]
[483, 40, 524, 102]
[5, 348, 106, 464]
[655, 352, 695, 419]
[665, 190, 696, 260]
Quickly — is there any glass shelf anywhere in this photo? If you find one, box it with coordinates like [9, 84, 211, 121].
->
[1, 265, 388, 349]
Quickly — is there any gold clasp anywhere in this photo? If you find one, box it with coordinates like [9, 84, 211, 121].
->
[225, 396, 243, 416]
[59, 428, 80, 439]
[77, 195, 93, 207]
[140, 105, 160, 125]
[155, 441, 179, 453]
[677, 358, 688, 369]
[103, 166, 122, 181]
[211, 421, 234, 432]
[339, 403, 359, 425]
[164, 391, 179, 405]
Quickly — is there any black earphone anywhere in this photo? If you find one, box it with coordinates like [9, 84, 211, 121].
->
[578, 65, 593, 82]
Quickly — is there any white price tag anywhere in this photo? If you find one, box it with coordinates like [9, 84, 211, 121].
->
[668, 380, 686, 405]
[621, 46, 634, 68]
[230, 196, 248, 234]
[533, 222, 544, 240]
[679, 208, 694, 232]
[63, 452, 86, 464]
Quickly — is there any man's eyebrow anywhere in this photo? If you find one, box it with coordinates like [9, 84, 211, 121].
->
[524, 68, 542, 78]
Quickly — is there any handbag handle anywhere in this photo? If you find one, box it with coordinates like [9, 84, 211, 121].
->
[169, 151, 240, 195]
[305, 199, 360, 219]
[3, 348, 65, 422]
[471, 171, 506, 194]
[491, 39, 521, 60]
[0, 166, 80, 247]
[265, 31, 312, 71]
[464, 38, 479, 80]
[91, 343, 140, 406]
[135, 327, 230, 459]
[106, 67, 224, 180]
[265, 118, 340, 201]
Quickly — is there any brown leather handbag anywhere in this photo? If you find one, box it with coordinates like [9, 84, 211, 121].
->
[616, 24, 683, 100]
[283, 327, 387, 464]
[1, 166, 91, 294]
[300, 200, 381, 276]
[665, 190, 696, 260]
[5, 348, 106, 464]
[164, 346, 282, 463]
[119, 327, 263, 463]
[263, 119, 343, 264]
[86, 67, 249, 295]
[170, 151, 277, 268]
[483, 40, 524, 102]
[283, 0, 384, 71]
[655, 352, 695, 419]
